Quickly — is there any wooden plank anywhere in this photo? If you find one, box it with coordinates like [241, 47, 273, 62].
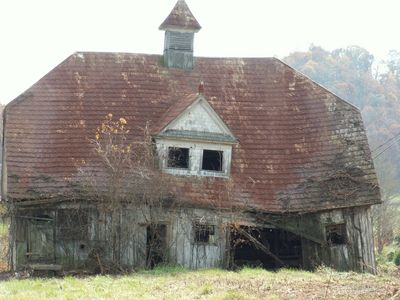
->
[29, 263, 62, 271]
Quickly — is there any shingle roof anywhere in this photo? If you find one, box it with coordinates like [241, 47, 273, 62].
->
[3, 52, 381, 213]
[159, 0, 201, 31]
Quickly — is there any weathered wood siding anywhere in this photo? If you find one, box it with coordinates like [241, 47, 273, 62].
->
[14, 206, 227, 270]
[302, 206, 376, 273]
[170, 209, 226, 269]
[13, 205, 376, 273]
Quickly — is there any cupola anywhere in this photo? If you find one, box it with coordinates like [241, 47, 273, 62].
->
[159, 0, 201, 69]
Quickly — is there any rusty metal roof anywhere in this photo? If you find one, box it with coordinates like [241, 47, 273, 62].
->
[3, 52, 381, 213]
[159, 0, 201, 32]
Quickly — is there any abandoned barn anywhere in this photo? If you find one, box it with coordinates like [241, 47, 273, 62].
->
[2, 0, 381, 273]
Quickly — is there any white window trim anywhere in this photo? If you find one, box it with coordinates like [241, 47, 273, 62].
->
[156, 139, 232, 178]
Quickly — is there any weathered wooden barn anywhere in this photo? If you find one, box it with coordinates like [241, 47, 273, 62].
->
[2, 0, 381, 273]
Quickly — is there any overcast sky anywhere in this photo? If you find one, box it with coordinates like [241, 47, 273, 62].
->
[1, 0, 399, 104]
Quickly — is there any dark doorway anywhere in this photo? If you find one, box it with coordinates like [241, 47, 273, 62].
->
[230, 226, 302, 270]
[146, 224, 167, 268]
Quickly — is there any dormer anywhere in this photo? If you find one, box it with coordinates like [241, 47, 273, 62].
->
[154, 89, 237, 178]
[159, 0, 201, 69]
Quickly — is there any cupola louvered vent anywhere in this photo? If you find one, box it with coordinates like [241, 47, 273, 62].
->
[159, 0, 201, 69]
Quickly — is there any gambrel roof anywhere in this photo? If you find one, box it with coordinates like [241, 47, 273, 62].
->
[3, 52, 381, 212]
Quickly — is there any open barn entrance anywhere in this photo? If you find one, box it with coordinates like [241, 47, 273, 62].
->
[230, 225, 302, 269]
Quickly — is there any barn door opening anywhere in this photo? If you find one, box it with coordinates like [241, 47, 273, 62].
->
[146, 224, 167, 268]
[230, 225, 302, 270]
[27, 215, 55, 263]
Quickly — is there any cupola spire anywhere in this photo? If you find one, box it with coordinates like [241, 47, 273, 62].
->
[160, 0, 201, 69]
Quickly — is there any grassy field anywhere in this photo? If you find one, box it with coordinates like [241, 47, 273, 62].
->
[0, 266, 399, 300]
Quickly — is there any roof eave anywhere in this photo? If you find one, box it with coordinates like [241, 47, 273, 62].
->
[159, 24, 201, 33]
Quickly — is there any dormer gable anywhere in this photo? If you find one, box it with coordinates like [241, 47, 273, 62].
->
[157, 94, 237, 144]
[155, 92, 237, 178]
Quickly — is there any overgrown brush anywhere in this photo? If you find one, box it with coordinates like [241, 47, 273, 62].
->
[0, 220, 9, 271]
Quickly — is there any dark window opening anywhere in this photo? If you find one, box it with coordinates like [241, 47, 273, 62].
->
[326, 223, 347, 245]
[57, 209, 88, 240]
[194, 223, 215, 243]
[168, 147, 189, 169]
[230, 226, 302, 270]
[202, 150, 223, 171]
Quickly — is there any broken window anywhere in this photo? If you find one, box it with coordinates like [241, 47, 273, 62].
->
[57, 209, 88, 240]
[194, 222, 215, 243]
[326, 223, 347, 245]
[202, 150, 223, 171]
[167, 147, 189, 169]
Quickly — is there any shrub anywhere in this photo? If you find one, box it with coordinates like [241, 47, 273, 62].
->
[394, 252, 400, 266]
[387, 251, 395, 262]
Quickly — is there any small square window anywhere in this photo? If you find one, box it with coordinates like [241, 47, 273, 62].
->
[168, 147, 189, 169]
[202, 150, 223, 172]
[326, 223, 346, 245]
[194, 223, 215, 243]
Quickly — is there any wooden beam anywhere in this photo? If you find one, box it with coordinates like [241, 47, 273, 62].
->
[28, 264, 62, 271]
[254, 216, 325, 245]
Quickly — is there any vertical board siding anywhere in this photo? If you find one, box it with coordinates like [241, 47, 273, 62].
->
[302, 206, 376, 273]
[13, 206, 376, 273]
[173, 210, 225, 269]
